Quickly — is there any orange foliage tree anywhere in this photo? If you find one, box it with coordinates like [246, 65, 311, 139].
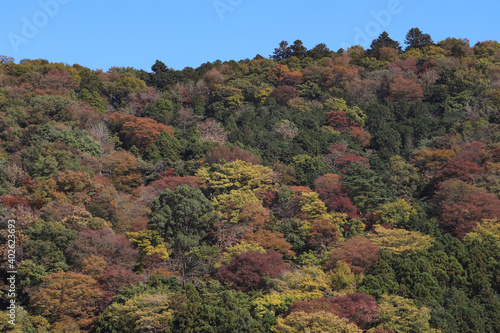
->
[102, 150, 142, 193]
[243, 229, 295, 259]
[31, 271, 104, 330]
[108, 113, 174, 152]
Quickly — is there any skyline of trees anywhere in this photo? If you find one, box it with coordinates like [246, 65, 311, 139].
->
[0, 27, 499, 332]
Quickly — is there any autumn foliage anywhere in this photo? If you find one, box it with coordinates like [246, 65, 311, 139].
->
[218, 251, 291, 291]
[328, 236, 380, 275]
[108, 113, 174, 151]
[2, 31, 500, 332]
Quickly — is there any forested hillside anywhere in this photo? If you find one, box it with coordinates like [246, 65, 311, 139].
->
[1, 29, 500, 332]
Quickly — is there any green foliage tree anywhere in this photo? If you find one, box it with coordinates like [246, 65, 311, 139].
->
[342, 163, 392, 213]
[405, 28, 434, 50]
[149, 184, 217, 250]
[369, 31, 402, 58]
[291, 154, 331, 185]
[171, 282, 262, 332]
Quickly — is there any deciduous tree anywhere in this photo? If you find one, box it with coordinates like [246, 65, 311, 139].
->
[243, 229, 295, 259]
[271, 311, 362, 333]
[66, 227, 139, 270]
[31, 271, 104, 330]
[367, 226, 434, 254]
[218, 251, 291, 291]
[328, 236, 380, 275]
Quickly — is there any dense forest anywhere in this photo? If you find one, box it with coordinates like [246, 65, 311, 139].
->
[0, 28, 499, 332]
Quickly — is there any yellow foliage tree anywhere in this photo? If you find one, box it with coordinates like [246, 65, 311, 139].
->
[367, 226, 433, 254]
[220, 241, 266, 265]
[275, 265, 332, 294]
[377, 294, 435, 333]
[330, 261, 361, 295]
[300, 191, 328, 219]
[126, 230, 169, 260]
[387, 155, 423, 197]
[464, 218, 500, 242]
[94, 292, 174, 332]
[271, 311, 362, 333]
[196, 160, 275, 194]
[253, 266, 334, 318]
[212, 189, 259, 223]
[252, 290, 323, 318]
[256, 87, 273, 104]
[372, 198, 418, 227]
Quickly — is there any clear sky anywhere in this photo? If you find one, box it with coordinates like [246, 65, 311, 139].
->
[1, 0, 499, 72]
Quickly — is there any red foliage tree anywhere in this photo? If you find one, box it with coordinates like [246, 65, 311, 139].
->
[267, 64, 291, 85]
[135, 173, 204, 206]
[433, 142, 484, 184]
[336, 153, 370, 172]
[328, 236, 380, 275]
[156, 169, 202, 189]
[349, 126, 371, 148]
[314, 174, 358, 218]
[388, 74, 424, 102]
[97, 265, 144, 294]
[434, 158, 483, 184]
[69, 101, 101, 129]
[325, 143, 348, 167]
[387, 58, 418, 74]
[67, 228, 139, 270]
[243, 229, 295, 259]
[206, 145, 261, 165]
[39, 68, 77, 92]
[128, 86, 161, 116]
[439, 190, 500, 238]
[289, 293, 378, 329]
[218, 251, 291, 291]
[271, 85, 299, 105]
[330, 293, 379, 329]
[327, 110, 352, 131]
[283, 71, 304, 86]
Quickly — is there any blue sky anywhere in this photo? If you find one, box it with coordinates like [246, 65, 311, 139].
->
[1, 0, 499, 72]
